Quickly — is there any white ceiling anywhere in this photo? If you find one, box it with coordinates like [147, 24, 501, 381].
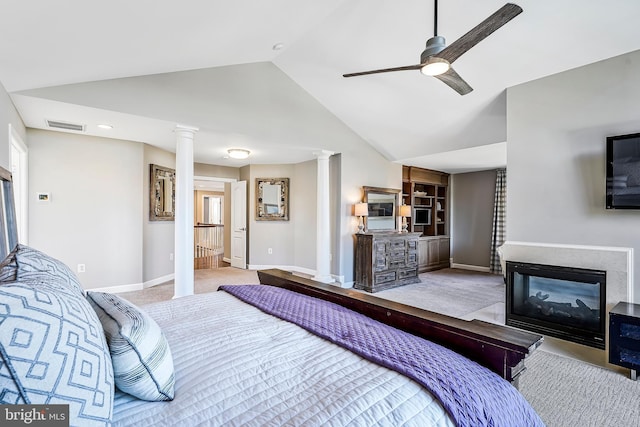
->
[3, 0, 640, 173]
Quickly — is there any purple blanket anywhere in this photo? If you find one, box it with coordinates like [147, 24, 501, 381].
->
[221, 284, 544, 427]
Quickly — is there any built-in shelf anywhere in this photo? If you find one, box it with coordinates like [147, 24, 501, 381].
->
[402, 165, 450, 272]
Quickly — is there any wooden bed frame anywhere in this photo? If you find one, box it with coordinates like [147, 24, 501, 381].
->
[258, 268, 543, 386]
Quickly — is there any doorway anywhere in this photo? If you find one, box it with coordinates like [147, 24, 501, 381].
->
[193, 177, 246, 270]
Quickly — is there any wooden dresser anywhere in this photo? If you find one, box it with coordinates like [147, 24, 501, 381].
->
[354, 232, 421, 292]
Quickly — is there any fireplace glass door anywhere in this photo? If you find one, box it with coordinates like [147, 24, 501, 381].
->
[506, 262, 606, 349]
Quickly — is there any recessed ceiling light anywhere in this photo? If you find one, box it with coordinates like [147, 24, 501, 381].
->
[227, 148, 250, 160]
[97, 124, 113, 130]
[272, 43, 284, 51]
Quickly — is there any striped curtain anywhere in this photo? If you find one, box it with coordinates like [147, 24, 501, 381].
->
[490, 169, 506, 274]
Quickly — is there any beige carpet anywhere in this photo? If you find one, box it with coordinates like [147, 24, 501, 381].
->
[118, 267, 259, 307]
[367, 268, 505, 317]
[520, 349, 640, 427]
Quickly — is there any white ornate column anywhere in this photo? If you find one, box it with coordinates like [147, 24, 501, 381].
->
[173, 124, 198, 298]
[313, 150, 335, 284]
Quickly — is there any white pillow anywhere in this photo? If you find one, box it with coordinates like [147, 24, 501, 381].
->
[87, 292, 175, 401]
[0, 282, 114, 426]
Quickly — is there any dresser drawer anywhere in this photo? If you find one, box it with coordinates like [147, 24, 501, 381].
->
[374, 254, 389, 271]
[375, 241, 389, 254]
[390, 249, 406, 261]
[398, 268, 417, 279]
[375, 271, 396, 284]
[406, 252, 418, 265]
[390, 240, 406, 251]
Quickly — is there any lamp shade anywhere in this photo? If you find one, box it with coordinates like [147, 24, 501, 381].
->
[354, 202, 368, 217]
[399, 205, 411, 217]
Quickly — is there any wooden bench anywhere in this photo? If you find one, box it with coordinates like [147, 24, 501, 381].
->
[258, 268, 543, 386]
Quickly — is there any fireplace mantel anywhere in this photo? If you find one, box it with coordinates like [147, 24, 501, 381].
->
[499, 241, 633, 308]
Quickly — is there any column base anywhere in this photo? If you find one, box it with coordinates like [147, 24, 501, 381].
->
[312, 274, 335, 284]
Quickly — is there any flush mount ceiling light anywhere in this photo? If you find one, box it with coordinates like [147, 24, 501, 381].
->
[227, 148, 250, 160]
[97, 124, 113, 129]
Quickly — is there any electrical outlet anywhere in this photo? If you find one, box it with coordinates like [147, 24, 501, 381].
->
[77, 264, 86, 273]
[169, 253, 174, 261]
[268, 248, 273, 255]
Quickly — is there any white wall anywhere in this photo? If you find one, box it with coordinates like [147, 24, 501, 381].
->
[0, 82, 26, 170]
[28, 129, 143, 289]
[507, 49, 640, 302]
[339, 146, 403, 284]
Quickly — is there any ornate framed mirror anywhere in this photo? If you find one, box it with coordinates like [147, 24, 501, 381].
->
[256, 178, 289, 221]
[149, 164, 175, 221]
[363, 186, 400, 232]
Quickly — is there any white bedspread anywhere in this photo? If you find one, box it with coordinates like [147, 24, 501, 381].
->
[112, 290, 454, 427]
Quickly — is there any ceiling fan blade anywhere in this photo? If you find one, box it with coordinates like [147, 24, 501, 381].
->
[437, 3, 523, 64]
[434, 67, 473, 95]
[343, 64, 422, 78]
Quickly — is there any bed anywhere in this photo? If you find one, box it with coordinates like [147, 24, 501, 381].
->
[0, 168, 544, 426]
[0, 245, 544, 427]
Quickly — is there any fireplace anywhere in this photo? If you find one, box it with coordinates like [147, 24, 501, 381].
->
[506, 261, 606, 349]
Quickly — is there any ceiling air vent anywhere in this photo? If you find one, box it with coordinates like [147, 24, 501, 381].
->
[46, 120, 85, 132]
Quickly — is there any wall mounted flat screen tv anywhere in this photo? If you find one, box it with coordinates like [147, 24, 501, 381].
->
[606, 132, 640, 209]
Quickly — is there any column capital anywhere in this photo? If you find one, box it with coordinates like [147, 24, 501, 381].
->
[313, 150, 335, 160]
[174, 124, 199, 135]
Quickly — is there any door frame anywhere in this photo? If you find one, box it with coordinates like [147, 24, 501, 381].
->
[193, 176, 240, 265]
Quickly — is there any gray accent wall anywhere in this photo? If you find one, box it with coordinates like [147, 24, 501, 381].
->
[451, 169, 496, 268]
[143, 145, 175, 283]
[507, 49, 640, 302]
[29, 129, 144, 289]
[246, 163, 299, 268]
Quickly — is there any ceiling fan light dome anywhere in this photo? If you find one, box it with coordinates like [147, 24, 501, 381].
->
[420, 36, 447, 62]
[420, 58, 450, 76]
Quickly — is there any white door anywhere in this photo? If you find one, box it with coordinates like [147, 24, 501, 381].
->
[230, 180, 247, 269]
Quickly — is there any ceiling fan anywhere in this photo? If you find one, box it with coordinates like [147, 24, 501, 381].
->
[343, 1, 523, 95]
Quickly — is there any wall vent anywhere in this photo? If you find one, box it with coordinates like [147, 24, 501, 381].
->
[46, 120, 85, 132]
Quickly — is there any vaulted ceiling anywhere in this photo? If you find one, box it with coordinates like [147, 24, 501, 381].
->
[3, 1, 640, 172]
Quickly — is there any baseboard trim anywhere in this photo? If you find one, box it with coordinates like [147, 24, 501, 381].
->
[88, 283, 143, 294]
[450, 263, 491, 273]
[87, 273, 175, 294]
[144, 273, 175, 288]
[248, 264, 345, 286]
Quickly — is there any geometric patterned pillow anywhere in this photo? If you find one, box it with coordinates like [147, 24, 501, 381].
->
[0, 244, 85, 297]
[86, 292, 175, 401]
[0, 282, 114, 426]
